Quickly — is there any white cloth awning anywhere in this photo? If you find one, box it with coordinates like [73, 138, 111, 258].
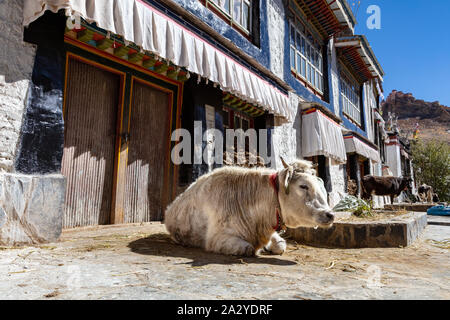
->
[24, 0, 293, 121]
[344, 135, 381, 163]
[302, 109, 347, 164]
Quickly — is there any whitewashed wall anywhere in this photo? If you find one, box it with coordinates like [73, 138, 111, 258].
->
[267, 0, 303, 168]
[328, 38, 341, 117]
[363, 80, 378, 143]
[386, 143, 402, 177]
[328, 159, 346, 208]
[0, 0, 37, 172]
[271, 93, 303, 168]
[267, 0, 284, 80]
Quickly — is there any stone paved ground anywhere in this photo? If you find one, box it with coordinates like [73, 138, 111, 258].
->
[1, 221, 449, 300]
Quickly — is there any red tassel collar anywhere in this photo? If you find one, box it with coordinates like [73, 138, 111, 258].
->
[269, 173, 284, 232]
[269, 173, 279, 193]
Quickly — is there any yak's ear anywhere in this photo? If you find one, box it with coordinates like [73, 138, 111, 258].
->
[280, 156, 289, 169]
[284, 166, 294, 195]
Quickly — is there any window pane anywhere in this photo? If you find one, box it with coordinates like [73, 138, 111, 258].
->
[340, 76, 362, 123]
[242, 118, 249, 131]
[222, 109, 229, 127]
[308, 66, 312, 84]
[290, 26, 295, 44]
[296, 32, 301, 51]
[234, 115, 241, 129]
[290, 46, 295, 69]
[301, 58, 306, 77]
[296, 53, 301, 74]
[306, 64, 310, 82]
[242, 2, 250, 30]
[315, 70, 320, 89]
[234, 0, 242, 22]
[219, 0, 231, 14]
[306, 43, 310, 60]
[301, 37, 306, 55]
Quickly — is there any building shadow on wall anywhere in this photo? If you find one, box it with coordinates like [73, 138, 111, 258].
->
[127, 233, 297, 267]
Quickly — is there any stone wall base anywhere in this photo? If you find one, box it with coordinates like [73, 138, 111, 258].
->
[384, 203, 435, 212]
[286, 212, 427, 248]
[0, 172, 66, 245]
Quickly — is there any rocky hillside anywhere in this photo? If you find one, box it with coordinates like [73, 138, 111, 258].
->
[381, 91, 450, 143]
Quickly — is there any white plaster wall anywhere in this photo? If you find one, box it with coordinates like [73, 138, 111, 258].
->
[266, 0, 301, 170]
[373, 162, 383, 176]
[328, 158, 346, 208]
[386, 144, 402, 177]
[267, 0, 285, 80]
[363, 80, 377, 143]
[329, 38, 341, 117]
[271, 92, 303, 169]
[0, 0, 37, 172]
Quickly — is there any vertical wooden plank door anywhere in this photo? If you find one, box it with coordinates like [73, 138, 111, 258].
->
[62, 58, 120, 228]
[124, 80, 170, 223]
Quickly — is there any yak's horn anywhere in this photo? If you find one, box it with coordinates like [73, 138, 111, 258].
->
[280, 156, 289, 169]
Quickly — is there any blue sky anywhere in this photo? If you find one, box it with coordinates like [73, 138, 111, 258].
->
[353, 0, 450, 106]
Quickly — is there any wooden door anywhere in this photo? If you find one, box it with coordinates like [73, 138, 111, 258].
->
[124, 80, 170, 223]
[62, 58, 120, 228]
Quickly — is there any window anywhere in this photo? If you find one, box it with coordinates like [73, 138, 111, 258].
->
[222, 108, 230, 128]
[289, 22, 323, 94]
[340, 73, 362, 125]
[205, 0, 252, 34]
[233, 112, 251, 130]
[222, 107, 254, 158]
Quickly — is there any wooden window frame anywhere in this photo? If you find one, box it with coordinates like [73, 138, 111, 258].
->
[340, 66, 362, 126]
[223, 106, 255, 156]
[201, 0, 253, 38]
[289, 18, 324, 95]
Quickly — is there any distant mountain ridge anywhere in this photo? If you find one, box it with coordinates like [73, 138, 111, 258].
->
[381, 90, 450, 144]
[381, 90, 450, 123]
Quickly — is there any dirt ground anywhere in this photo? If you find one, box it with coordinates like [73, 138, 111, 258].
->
[1, 221, 449, 300]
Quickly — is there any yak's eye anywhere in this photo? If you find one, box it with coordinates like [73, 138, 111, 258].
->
[300, 184, 309, 190]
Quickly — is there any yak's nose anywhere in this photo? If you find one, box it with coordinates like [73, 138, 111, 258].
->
[325, 212, 335, 222]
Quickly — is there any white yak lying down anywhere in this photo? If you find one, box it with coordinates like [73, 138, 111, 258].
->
[164, 158, 334, 257]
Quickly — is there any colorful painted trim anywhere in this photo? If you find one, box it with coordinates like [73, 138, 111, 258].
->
[223, 92, 265, 117]
[65, 20, 190, 82]
[302, 107, 342, 125]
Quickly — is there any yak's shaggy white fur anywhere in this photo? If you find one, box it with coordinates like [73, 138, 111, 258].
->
[164, 159, 334, 256]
